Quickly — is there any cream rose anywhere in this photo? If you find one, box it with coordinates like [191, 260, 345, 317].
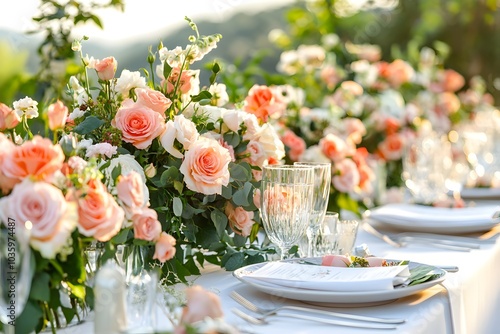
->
[76, 179, 125, 242]
[332, 159, 360, 193]
[255, 123, 285, 163]
[0, 179, 77, 259]
[180, 136, 231, 195]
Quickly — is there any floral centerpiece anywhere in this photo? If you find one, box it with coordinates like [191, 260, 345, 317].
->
[0, 18, 285, 333]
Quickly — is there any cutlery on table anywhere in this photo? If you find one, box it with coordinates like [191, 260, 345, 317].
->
[230, 291, 405, 324]
[231, 308, 399, 329]
[362, 222, 476, 251]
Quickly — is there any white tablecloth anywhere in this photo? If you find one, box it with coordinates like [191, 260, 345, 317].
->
[60, 225, 500, 334]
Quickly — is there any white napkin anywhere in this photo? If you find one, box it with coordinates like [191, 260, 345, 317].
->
[242, 262, 410, 292]
[368, 203, 500, 226]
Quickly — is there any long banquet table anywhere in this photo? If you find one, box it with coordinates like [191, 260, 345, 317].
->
[62, 220, 500, 334]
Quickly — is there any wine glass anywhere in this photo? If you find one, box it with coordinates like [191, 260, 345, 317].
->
[294, 162, 331, 257]
[0, 222, 34, 334]
[260, 165, 315, 260]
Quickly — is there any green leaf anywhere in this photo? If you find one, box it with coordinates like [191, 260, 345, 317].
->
[160, 166, 179, 186]
[111, 164, 122, 182]
[223, 252, 245, 271]
[174, 180, 184, 194]
[221, 185, 232, 199]
[112, 228, 130, 244]
[173, 197, 183, 217]
[66, 282, 86, 300]
[15, 300, 43, 334]
[73, 116, 105, 135]
[223, 132, 240, 148]
[233, 234, 246, 248]
[30, 272, 50, 301]
[232, 182, 253, 206]
[191, 90, 212, 102]
[230, 163, 251, 182]
[163, 62, 172, 81]
[210, 209, 228, 238]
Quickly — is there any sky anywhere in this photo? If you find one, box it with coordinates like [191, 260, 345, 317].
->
[0, 0, 294, 45]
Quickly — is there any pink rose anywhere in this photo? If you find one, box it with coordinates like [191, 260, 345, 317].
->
[431, 69, 465, 93]
[132, 208, 162, 241]
[75, 179, 125, 242]
[3, 135, 65, 181]
[135, 87, 172, 117]
[47, 100, 68, 130]
[245, 140, 266, 166]
[366, 257, 387, 267]
[116, 171, 146, 215]
[319, 133, 348, 162]
[112, 101, 166, 149]
[0, 179, 77, 259]
[225, 202, 255, 237]
[180, 136, 231, 195]
[320, 65, 342, 89]
[0, 102, 20, 130]
[243, 84, 285, 123]
[377, 133, 406, 161]
[153, 232, 176, 263]
[332, 159, 360, 193]
[281, 130, 306, 162]
[180, 285, 224, 324]
[322, 254, 352, 267]
[95, 56, 117, 81]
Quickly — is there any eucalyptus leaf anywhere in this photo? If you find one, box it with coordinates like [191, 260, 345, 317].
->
[73, 116, 105, 135]
[211, 209, 228, 238]
[173, 197, 183, 217]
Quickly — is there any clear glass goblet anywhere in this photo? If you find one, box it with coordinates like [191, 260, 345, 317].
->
[260, 165, 315, 260]
[294, 162, 331, 257]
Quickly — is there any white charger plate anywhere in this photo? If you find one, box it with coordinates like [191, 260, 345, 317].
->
[366, 203, 500, 234]
[233, 259, 446, 306]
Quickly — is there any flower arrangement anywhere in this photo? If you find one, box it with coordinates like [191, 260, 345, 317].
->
[0, 18, 285, 333]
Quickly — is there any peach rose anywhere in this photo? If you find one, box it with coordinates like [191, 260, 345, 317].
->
[322, 254, 352, 267]
[0, 103, 20, 130]
[95, 56, 117, 81]
[436, 92, 461, 115]
[225, 202, 255, 237]
[319, 133, 348, 162]
[332, 159, 360, 193]
[3, 135, 65, 181]
[385, 59, 414, 87]
[0, 179, 77, 259]
[366, 257, 387, 267]
[0, 133, 18, 194]
[281, 130, 306, 162]
[47, 100, 68, 130]
[135, 87, 172, 117]
[112, 101, 166, 149]
[116, 171, 147, 216]
[180, 136, 231, 195]
[343, 118, 366, 145]
[180, 285, 224, 324]
[132, 208, 162, 241]
[153, 232, 176, 263]
[243, 84, 285, 123]
[432, 69, 465, 93]
[377, 133, 406, 161]
[164, 67, 193, 95]
[76, 179, 125, 242]
[320, 65, 342, 89]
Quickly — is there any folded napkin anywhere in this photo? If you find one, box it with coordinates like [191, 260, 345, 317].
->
[368, 203, 500, 226]
[243, 262, 410, 292]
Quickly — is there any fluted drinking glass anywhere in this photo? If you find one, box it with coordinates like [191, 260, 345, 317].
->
[261, 165, 315, 260]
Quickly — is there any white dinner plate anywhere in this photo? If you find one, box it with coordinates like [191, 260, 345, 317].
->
[460, 187, 500, 200]
[366, 203, 500, 234]
[233, 258, 446, 306]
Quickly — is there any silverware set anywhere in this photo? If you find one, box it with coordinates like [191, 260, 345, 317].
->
[230, 291, 405, 329]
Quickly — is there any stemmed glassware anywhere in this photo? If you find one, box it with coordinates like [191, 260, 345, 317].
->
[293, 162, 331, 257]
[0, 222, 34, 334]
[260, 165, 315, 260]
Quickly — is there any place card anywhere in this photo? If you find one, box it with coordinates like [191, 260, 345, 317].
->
[244, 262, 410, 292]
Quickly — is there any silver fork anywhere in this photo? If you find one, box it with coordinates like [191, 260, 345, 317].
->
[231, 308, 399, 329]
[362, 222, 476, 251]
[230, 291, 405, 324]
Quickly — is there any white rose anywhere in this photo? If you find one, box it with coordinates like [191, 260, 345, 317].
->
[160, 121, 183, 158]
[221, 109, 241, 132]
[255, 123, 285, 161]
[114, 70, 147, 97]
[174, 114, 199, 150]
[301, 145, 330, 163]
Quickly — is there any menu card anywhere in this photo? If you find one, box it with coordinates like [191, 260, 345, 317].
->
[244, 262, 410, 292]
